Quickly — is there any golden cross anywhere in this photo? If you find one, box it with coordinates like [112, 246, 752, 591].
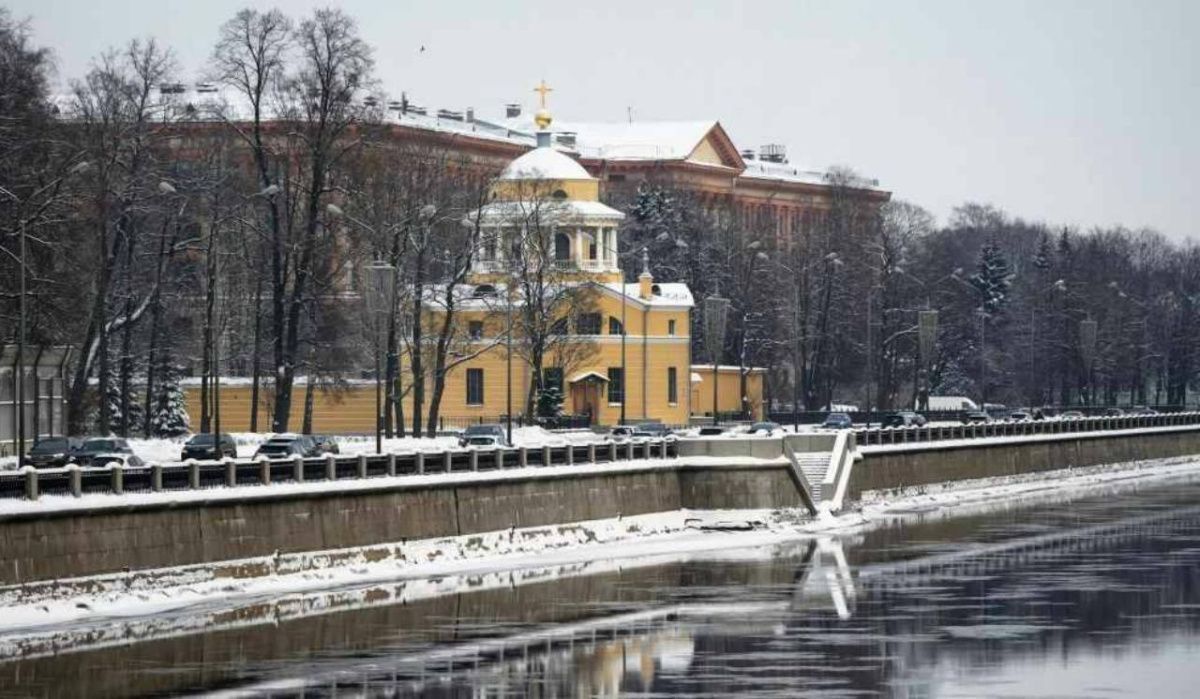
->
[534, 79, 553, 109]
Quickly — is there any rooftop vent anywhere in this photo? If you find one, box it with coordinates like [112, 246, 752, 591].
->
[437, 109, 463, 121]
[466, 107, 475, 123]
[159, 82, 186, 95]
[409, 106, 427, 116]
[387, 100, 404, 112]
[194, 82, 218, 93]
[556, 131, 577, 149]
[505, 103, 522, 119]
[740, 148, 755, 161]
[363, 96, 378, 107]
[760, 144, 787, 164]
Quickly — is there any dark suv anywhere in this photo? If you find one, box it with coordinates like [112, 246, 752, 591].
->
[822, 413, 853, 429]
[254, 434, 318, 459]
[180, 433, 238, 461]
[27, 437, 83, 468]
[882, 411, 927, 428]
[72, 437, 135, 466]
[459, 424, 509, 447]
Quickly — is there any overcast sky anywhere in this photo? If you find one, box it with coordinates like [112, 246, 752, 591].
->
[11, 0, 1197, 238]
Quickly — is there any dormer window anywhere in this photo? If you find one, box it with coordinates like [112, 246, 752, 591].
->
[552, 189, 568, 200]
[651, 283, 662, 296]
[472, 284, 497, 299]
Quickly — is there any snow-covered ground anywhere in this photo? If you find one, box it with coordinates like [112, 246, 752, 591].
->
[3, 453, 1200, 650]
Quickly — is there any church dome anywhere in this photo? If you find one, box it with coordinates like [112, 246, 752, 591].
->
[499, 146, 594, 182]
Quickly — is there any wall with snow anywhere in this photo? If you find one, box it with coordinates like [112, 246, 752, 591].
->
[854, 424, 1200, 496]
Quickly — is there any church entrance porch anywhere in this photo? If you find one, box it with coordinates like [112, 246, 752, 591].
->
[568, 372, 607, 426]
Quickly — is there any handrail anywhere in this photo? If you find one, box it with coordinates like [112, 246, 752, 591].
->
[852, 411, 1200, 447]
[0, 438, 678, 503]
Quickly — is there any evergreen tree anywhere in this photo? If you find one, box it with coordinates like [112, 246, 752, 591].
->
[150, 361, 190, 437]
[970, 240, 1013, 317]
[536, 384, 564, 418]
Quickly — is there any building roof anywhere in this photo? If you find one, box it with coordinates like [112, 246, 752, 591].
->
[471, 199, 625, 223]
[499, 145, 593, 181]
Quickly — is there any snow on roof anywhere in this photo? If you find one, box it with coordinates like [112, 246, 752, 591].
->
[472, 199, 625, 222]
[740, 159, 884, 190]
[599, 282, 694, 308]
[499, 146, 594, 181]
[567, 121, 719, 161]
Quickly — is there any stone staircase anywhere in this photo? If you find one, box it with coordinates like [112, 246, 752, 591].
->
[792, 452, 830, 503]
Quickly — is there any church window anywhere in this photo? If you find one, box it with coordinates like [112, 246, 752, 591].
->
[466, 369, 484, 406]
[609, 316, 624, 335]
[577, 313, 602, 335]
[607, 368, 624, 404]
[554, 232, 571, 262]
[543, 367, 564, 394]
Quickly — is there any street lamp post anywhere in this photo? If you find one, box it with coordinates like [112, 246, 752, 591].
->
[703, 293, 731, 426]
[16, 219, 26, 469]
[364, 261, 396, 454]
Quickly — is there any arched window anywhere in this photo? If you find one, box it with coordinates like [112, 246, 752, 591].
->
[552, 189, 568, 200]
[472, 284, 497, 299]
[554, 232, 571, 262]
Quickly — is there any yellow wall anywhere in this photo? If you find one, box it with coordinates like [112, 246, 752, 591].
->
[186, 287, 697, 433]
[490, 178, 599, 201]
[691, 366, 765, 420]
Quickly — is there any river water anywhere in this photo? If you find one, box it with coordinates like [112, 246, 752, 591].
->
[5, 477, 1200, 697]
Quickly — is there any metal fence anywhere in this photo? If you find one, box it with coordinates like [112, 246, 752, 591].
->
[0, 438, 677, 502]
[853, 411, 1200, 446]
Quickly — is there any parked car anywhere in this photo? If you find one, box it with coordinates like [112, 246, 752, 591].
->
[882, 411, 927, 428]
[1059, 410, 1085, 419]
[310, 435, 340, 455]
[821, 412, 853, 429]
[180, 433, 238, 461]
[607, 425, 636, 442]
[962, 410, 990, 424]
[92, 453, 146, 468]
[747, 421, 781, 435]
[463, 434, 503, 448]
[253, 434, 318, 459]
[631, 422, 675, 439]
[458, 424, 509, 448]
[27, 437, 83, 468]
[71, 438, 134, 466]
[697, 426, 726, 436]
[1008, 410, 1033, 421]
[1128, 406, 1159, 416]
[1103, 407, 1125, 417]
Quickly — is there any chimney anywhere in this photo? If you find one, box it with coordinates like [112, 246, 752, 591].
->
[760, 144, 787, 163]
[466, 107, 475, 123]
[638, 249, 654, 300]
[505, 103, 522, 119]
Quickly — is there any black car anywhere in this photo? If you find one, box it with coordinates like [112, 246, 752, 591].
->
[180, 433, 238, 461]
[962, 410, 990, 424]
[72, 437, 134, 466]
[747, 421, 781, 435]
[697, 426, 725, 436]
[822, 412, 853, 429]
[632, 422, 675, 439]
[254, 434, 318, 459]
[27, 437, 83, 468]
[310, 435, 340, 455]
[459, 424, 509, 448]
[882, 411, 927, 428]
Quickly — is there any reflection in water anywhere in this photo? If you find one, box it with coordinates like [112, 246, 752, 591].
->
[5, 480, 1200, 697]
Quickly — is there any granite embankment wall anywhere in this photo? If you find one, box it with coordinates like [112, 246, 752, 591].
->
[850, 426, 1200, 497]
[4, 426, 1200, 587]
[0, 462, 801, 587]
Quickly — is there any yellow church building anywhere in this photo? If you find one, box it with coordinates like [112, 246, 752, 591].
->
[429, 93, 695, 427]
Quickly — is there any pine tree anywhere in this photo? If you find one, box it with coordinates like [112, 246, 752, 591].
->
[99, 376, 144, 435]
[970, 240, 1012, 317]
[150, 362, 191, 437]
[536, 384, 564, 418]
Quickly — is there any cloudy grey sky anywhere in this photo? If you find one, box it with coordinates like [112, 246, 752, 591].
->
[11, 0, 1198, 237]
